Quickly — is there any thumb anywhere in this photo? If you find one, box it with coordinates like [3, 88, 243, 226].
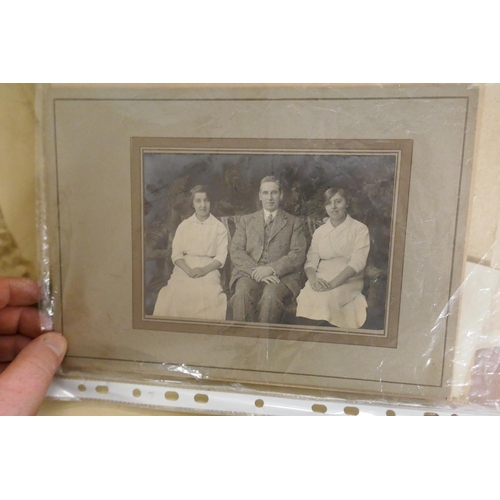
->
[0, 332, 67, 416]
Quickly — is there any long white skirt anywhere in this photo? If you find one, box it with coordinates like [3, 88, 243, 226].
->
[153, 255, 227, 321]
[296, 257, 367, 329]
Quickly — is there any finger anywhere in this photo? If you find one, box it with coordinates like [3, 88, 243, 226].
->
[0, 278, 40, 308]
[0, 332, 67, 416]
[0, 335, 31, 362]
[0, 306, 42, 337]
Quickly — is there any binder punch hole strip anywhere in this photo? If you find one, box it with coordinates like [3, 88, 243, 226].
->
[45, 378, 497, 416]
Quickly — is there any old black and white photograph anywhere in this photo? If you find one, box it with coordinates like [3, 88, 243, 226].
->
[43, 85, 476, 398]
[134, 138, 410, 346]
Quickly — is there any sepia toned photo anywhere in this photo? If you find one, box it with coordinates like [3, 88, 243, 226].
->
[132, 138, 412, 347]
[42, 85, 478, 399]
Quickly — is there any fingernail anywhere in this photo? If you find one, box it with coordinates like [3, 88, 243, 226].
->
[42, 333, 67, 358]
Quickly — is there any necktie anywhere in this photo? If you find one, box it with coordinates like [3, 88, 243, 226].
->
[266, 213, 273, 226]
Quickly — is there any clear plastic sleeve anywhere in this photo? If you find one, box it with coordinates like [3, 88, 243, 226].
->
[36, 83, 500, 415]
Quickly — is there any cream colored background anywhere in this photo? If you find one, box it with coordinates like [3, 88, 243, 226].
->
[468, 85, 500, 263]
[0, 85, 36, 271]
[1, 83, 499, 413]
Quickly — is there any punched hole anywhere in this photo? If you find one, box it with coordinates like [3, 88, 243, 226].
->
[386, 410, 396, 416]
[424, 412, 439, 416]
[194, 393, 209, 404]
[132, 389, 141, 398]
[344, 406, 360, 416]
[95, 385, 109, 395]
[164, 391, 179, 401]
[77, 384, 86, 392]
[255, 399, 264, 408]
[311, 404, 327, 414]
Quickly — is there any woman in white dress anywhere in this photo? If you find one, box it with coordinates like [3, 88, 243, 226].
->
[153, 185, 228, 321]
[296, 188, 370, 329]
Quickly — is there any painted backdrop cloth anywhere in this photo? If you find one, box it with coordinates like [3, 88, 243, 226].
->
[153, 213, 228, 321]
[296, 214, 370, 328]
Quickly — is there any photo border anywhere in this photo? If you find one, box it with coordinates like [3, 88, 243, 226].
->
[131, 137, 413, 348]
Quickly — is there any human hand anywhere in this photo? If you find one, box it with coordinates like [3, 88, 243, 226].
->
[0, 277, 67, 416]
[261, 275, 281, 284]
[317, 279, 340, 292]
[190, 267, 206, 278]
[183, 266, 195, 277]
[310, 277, 331, 292]
[252, 266, 274, 282]
[317, 285, 333, 292]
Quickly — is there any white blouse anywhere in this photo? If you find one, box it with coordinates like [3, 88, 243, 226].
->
[171, 213, 228, 266]
[305, 214, 370, 275]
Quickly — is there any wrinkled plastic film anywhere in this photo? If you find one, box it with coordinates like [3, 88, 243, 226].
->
[35, 86, 54, 333]
[36, 83, 500, 415]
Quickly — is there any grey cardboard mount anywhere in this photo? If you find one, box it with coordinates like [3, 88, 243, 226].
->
[39, 84, 479, 405]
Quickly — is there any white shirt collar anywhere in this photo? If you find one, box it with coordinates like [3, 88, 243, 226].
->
[188, 213, 214, 224]
[263, 209, 278, 221]
[323, 213, 352, 231]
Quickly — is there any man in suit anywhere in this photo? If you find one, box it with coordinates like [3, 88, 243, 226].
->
[230, 176, 307, 324]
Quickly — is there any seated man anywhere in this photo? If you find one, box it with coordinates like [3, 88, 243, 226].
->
[229, 176, 307, 324]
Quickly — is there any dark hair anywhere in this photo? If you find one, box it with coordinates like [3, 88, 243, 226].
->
[260, 175, 281, 192]
[190, 185, 210, 205]
[323, 187, 350, 206]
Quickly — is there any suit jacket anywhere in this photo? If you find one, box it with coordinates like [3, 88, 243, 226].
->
[229, 209, 307, 297]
